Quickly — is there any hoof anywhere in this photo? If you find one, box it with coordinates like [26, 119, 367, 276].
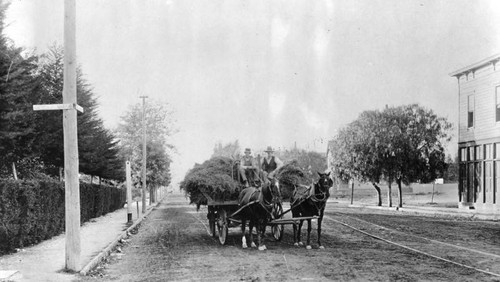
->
[242, 243, 248, 249]
[319, 245, 325, 249]
[298, 242, 304, 246]
[294, 242, 299, 247]
[258, 245, 266, 251]
[251, 242, 257, 248]
[306, 245, 312, 250]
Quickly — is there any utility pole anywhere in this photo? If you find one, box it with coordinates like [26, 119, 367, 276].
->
[140, 96, 148, 213]
[126, 161, 132, 224]
[33, 0, 82, 271]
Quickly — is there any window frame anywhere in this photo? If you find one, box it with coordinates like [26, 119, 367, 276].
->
[496, 86, 500, 123]
[468, 94, 475, 128]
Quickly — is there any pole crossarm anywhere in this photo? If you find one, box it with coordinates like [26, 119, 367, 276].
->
[33, 103, 84, 113]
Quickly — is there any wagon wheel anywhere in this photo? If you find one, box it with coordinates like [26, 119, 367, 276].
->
[217, 209, 228, 245]
[271, 202, 284, 241]
[208, 207, 216, 237]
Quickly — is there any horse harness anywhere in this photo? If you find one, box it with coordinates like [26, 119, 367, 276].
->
[291, 183, 329, 214]
[237, 186, 275, 219]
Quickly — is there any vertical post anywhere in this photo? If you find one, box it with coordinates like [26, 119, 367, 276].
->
[126, 161, 132, 224]
[350, 179, 354, 205]
[140, 96, 148, 213]
[431, 181, 436, 204]
[63, 0, 80, 271]
[11, 163, 18, 180]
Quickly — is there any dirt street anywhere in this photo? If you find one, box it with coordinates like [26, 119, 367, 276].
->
[78, 192, 500, 281]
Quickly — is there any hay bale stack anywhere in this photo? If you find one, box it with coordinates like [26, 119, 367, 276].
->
[180, 157, 242, 210]
[275, 160, 311, 201]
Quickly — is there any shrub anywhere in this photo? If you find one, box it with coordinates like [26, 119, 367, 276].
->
[0, 179, 125, 255]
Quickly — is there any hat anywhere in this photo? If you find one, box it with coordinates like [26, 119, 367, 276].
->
[244, 148, 252, 154]
[264, 146, 274, 152]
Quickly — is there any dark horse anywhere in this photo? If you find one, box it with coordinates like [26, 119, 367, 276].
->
[237, 178, 280, 251]
[290, 172, 333, 249]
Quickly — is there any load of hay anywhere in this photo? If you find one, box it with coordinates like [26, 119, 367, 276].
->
[180, 157, 242, 210]
[275, 160, 312, 201]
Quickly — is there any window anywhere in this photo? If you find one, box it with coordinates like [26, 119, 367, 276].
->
[468, 95, 475, 128]
[475, 145, 483, 160]
[485, 144, 493, 160]
[460, 148, 467, 162]
[469, 146, 475, 161]
[496, 143, 500, 159]
[496, 86, 500, 122]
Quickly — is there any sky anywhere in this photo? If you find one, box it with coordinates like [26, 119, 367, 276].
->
[4, 0, 500, 184]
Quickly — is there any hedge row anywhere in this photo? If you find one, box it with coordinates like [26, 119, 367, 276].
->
[0, 179, 125, 255]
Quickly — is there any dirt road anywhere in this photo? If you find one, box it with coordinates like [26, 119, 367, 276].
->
[79, 192, 500, 281]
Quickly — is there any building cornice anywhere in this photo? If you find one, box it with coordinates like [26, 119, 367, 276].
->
[449, 53, 500, 77]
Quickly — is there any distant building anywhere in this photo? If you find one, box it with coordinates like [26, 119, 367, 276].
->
[449, 53, 500, 213]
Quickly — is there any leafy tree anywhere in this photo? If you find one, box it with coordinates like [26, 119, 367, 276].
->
[0, 1, 43, 178]
[115, 100, 175, 198]
[443, 155, 458, 183]
[212, 140, 240, 159]
[329, 104, 452, 207]
[32, 46, 122, 180]
[329, 110, 384, 206]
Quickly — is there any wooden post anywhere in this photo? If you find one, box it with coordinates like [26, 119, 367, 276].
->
[140, 96, 148, 213]
[63, 0, 80, 271]
[350, 179, 354, 205]
[136, 201, 139, 218]
[11, 163, 18, 180]
[33, 1, 82, 271]
[126, 161, 132, 224]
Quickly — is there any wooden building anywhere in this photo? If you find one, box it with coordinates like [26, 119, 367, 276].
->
[449, 53, 500, 213]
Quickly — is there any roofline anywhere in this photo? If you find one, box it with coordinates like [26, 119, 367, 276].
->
[449, 53, 500, 77]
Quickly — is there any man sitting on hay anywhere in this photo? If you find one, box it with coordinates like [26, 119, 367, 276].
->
[239, 148, 259, 187]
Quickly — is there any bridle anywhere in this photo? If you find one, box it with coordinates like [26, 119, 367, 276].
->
[292, 176, 331, 213]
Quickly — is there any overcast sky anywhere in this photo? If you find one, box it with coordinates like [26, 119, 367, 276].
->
[5, 0, 500, 184]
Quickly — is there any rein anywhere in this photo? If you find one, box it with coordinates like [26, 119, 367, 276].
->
[290, 182, 329, 214]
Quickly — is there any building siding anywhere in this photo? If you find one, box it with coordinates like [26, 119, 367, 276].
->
[457, 64, 500, 143]
[452, 54, 500, 213]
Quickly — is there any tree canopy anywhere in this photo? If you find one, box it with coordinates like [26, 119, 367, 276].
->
[0, 2, 122, 181]
[329, 104, 453, 207]
[115, 99, 175, 191]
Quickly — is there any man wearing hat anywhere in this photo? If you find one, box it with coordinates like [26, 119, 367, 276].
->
[262, 146, 283, 179]
[239, 148, 258, 187]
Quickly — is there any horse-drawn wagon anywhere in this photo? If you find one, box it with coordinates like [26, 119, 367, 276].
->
[202, 156, 284, 246]
[182, 156, 334, 250]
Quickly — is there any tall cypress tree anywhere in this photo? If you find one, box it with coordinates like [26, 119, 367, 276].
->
[0, 1, 41, 178]
[34, 46, 123, 180]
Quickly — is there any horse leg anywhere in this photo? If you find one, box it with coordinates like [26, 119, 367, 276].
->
[318, 209, 325, 249]
[297, 220, 304, 246]
[306, 219, 312, 249]
[249, 220, 257, 248]
[257, 221, 266, 251]
[241, 219, 248, 249]
[292, 209, 300, 247]
[293, 222, 299, 246]
[259, 220, 267, 250]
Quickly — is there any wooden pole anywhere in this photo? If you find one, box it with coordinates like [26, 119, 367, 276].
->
[140, 96, 148, 213]
[126, 161, 132, 224]
[431, 181, 436, 204]
[63, 0, 80, 271]
[11, 163, 18, 180]
[350, 179, 354, 205]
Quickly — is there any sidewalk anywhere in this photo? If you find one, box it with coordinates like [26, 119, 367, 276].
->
[345, 202, 500, 220]
[0, 199, 157, 282]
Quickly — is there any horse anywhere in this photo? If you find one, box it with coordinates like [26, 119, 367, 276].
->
[237, 178, 280, 251]
[290, 172, 333, 249]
